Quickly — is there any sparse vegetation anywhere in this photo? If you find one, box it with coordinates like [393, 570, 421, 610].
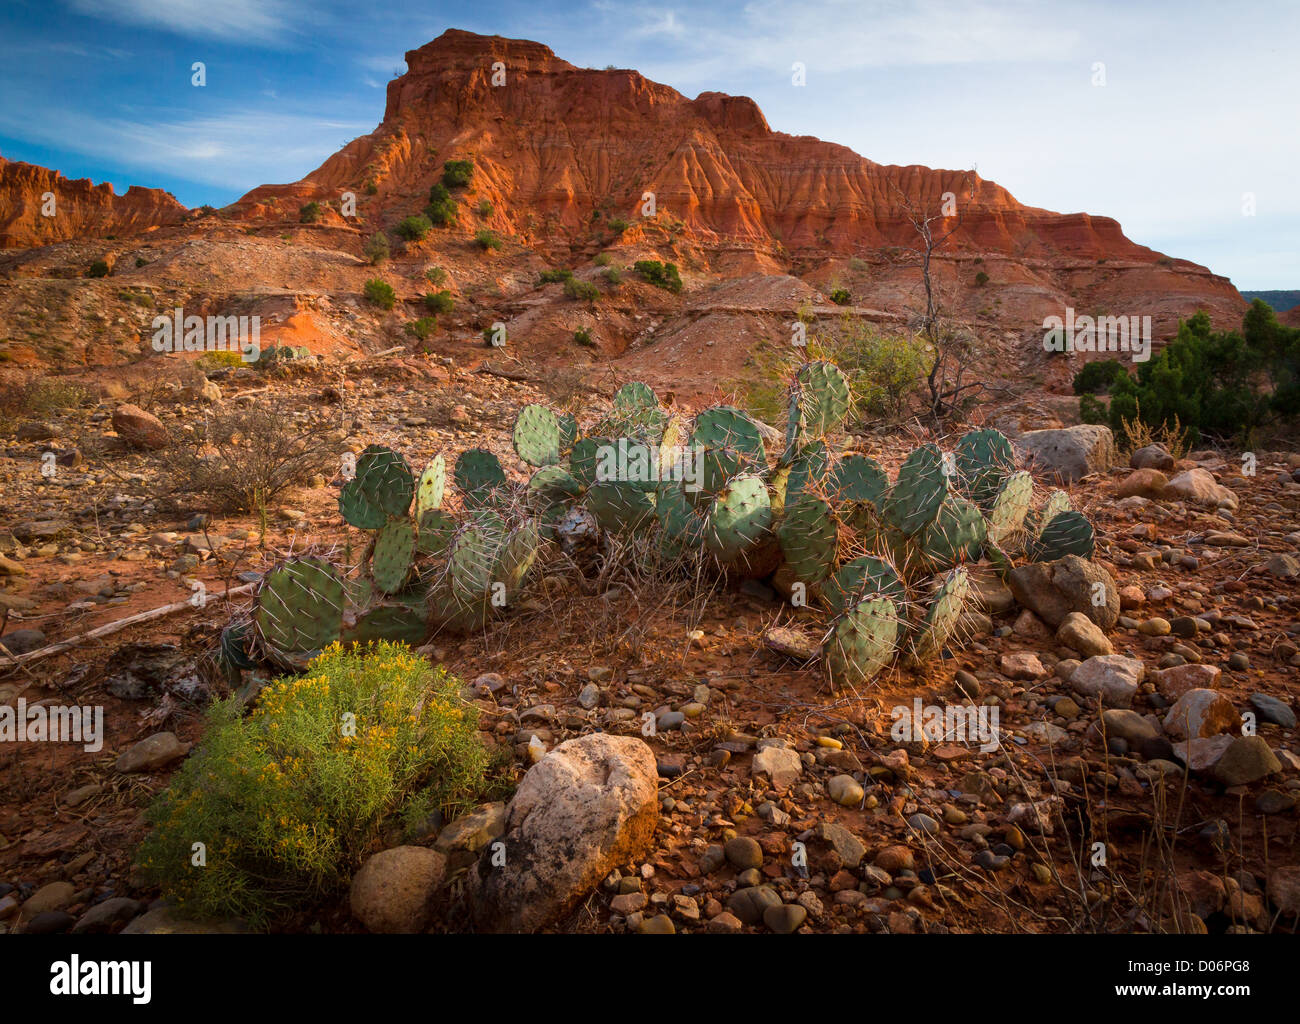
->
[633, 259, 682, 293]
[425, 183, 457, 226]
[829, 287, 851, 305]
[364, 278, 396, 310]
[299, 201, 323, 223]
[573, 326, 595, 347]
[395, 215, 432, 242]
[424, 266, 448, 286]
[87, 260, 110, 278]
[538, 268, 574, 285]
[564, 278, 600, 302]
[601, 266, 623, 286]
[364, 232, 390, 265]
[608, 217, 629, 233]
[423, 290, 454, 315]
[974, 271, 990, 287]
[474, 229, 502, 251]
[441, 159, 474, 189]
[163, 403, 335, 514]
[477, 198, 493, 218]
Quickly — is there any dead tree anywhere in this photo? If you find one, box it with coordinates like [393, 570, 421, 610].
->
[891, 172, 996, 419]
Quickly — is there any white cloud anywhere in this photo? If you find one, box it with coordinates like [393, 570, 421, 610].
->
[66, 0, 300, 45]
[0, 100, 373, 193]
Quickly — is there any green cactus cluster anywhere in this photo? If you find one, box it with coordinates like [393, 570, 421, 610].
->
[222, 356, 1096, 693]
[224, 441, 541, 673]
[493, 359, 1096, 691]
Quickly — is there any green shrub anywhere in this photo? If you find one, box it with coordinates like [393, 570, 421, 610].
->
[364, 180, 378, 196]
[423, 290, 454, 315]
[633, 259, 682, 293]
[608, 218, 629, 233]
[395, 215, 432, 242]
[428, 183, 450, 205]
[364, 278, 396, 310]
[538, 268, 574, 285]
[425, 197, 457, 226]
[848, 257, 870, 273]
[442, 159, 474, 189]
[974, 271, 990, 287]
[564, 278, 600, 302]
[829, 287, 851, 305]
[364, 232, 390, 266]
[734, 320, 926, 425]
[196, 350, 244, 372]
[474, 229, 502, 251]
[87, 260, 110, 278]
[477, 199, 493, 218]
[1104, 301, 1300, 445]
[574, 327, 595, 347]
[425, 266, 447, 286]
[602, 266, 623, 286]
[135, 642, 492, 926]
[1078, 393, 1109, 425]
[593, 252, 612, 267]
[1072, 358, 1128, 395]
[299, 202, 323, 224]
[404, 317, 436, 340]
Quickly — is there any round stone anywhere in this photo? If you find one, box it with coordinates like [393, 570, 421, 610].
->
[724, 836, 763, 871]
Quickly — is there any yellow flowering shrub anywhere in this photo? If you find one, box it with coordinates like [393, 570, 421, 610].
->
[135, 642, 491, 926]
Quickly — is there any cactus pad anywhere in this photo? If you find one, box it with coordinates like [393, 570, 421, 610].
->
[823, 596, 900, 690]
[794, 360, 851, 437]
[830, 453, 889, 507]
[909, 567, 971, 663]
[776, 492, 839, 585]
[882, 444, 949, 536]
[416, 455, 446, 516]
[253, 557, 345, 667]
[454, 448, 507, 507]
[1029, 510, 1095, 561]
[372, 517, 416, 594]
[340, 445, 414, 529]
[987, 470, 1033, 545]
[823, 555, 906, 615]
[704, 473, 772, 562]
[512, 404, 562, 467]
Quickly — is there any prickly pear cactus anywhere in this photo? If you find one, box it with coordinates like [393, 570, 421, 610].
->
[253, 557, 346, 668]
[513, 405, 562, 467]
[882, 444, 949, 536]
[704, 473, 771, 562]
[340, 445, 414, 529]
[955, 428, 1016, 507]
[776, 492, 839, 586]
[416, 456, 446, 516]
[372, 517, 416, 594]
[908, 567, 970, 664]
[454, 448, 507, 508]
[1029, 510, 1095, 561]
[823, 596, 900, 690]
[793, 360, 851, 438]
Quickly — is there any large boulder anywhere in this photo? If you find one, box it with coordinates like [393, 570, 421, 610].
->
[1008, 554, 1120, 630]
[349, 845, 447, 934]
[469, 733, 658, 933]
[111, 404, 171, 450]
[1163, 468, 1237, 509]
[1018, 425, 1117, 483]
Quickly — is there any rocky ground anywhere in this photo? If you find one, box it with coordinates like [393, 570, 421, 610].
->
[1, 350, 1298, 936]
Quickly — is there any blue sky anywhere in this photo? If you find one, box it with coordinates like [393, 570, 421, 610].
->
[1, 0, 1296, 288]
